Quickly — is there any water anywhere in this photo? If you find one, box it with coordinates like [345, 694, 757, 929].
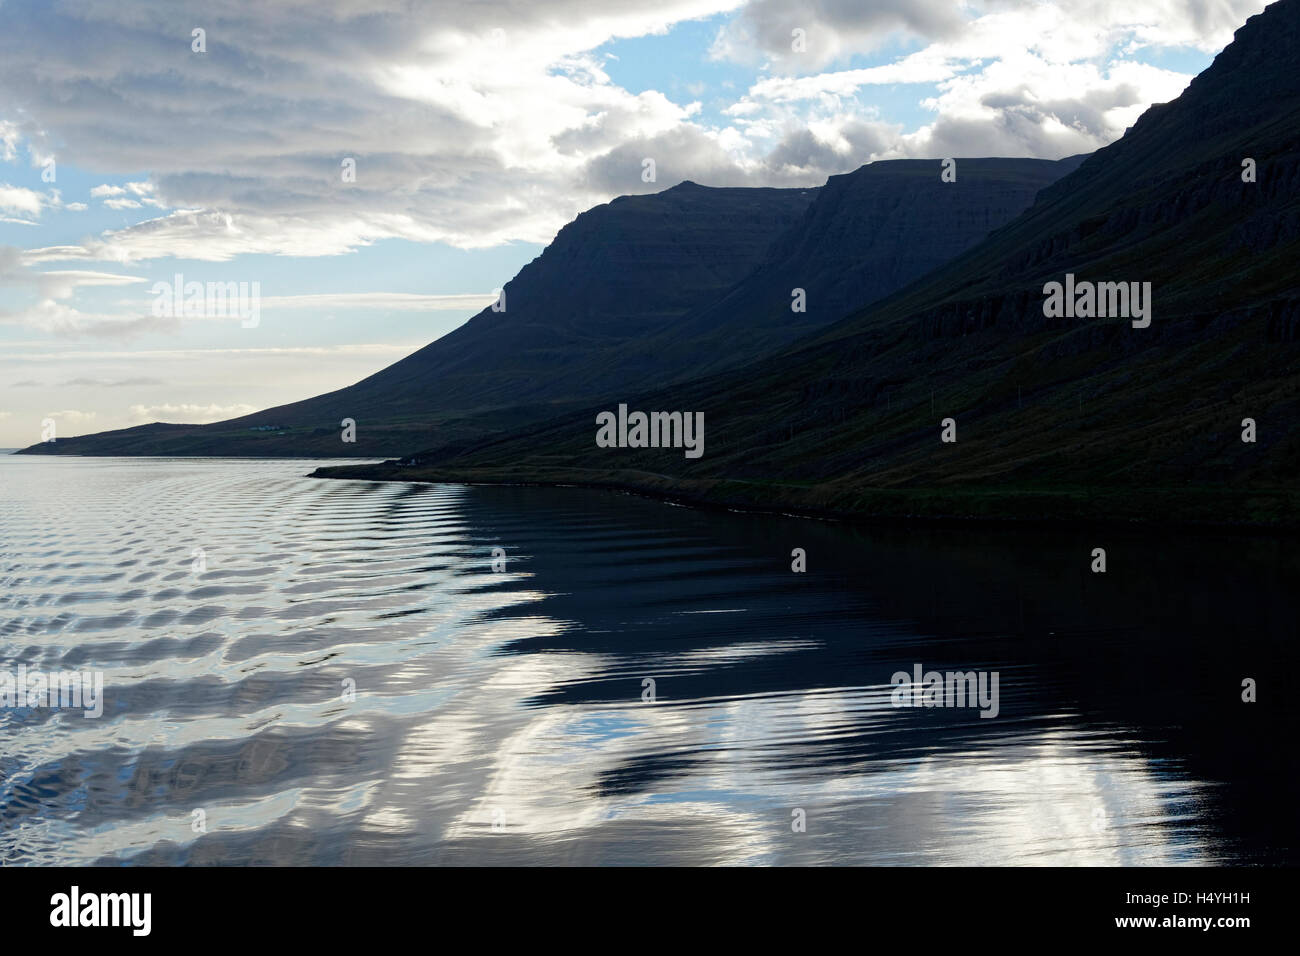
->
[1, 456, 1295, 865]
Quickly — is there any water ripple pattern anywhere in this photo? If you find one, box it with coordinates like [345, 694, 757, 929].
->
[0, 457, 1295, 865]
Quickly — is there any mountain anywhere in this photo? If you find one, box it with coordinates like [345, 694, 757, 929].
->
[323, 0, 1300, 528]
[20, 184, 814, 456]
[19, 158, 1078, 458]
[562, 157, 1082, 390]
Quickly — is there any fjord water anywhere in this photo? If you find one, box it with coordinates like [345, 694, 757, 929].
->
[1, 457, 1295, 866]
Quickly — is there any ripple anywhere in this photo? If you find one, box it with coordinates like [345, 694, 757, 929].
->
[0, 456, 1296, 865]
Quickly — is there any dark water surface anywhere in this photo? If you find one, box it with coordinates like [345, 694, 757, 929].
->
[1, 457, 1295, 865]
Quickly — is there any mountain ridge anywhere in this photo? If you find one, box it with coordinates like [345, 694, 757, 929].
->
[20, 158, 1078, 457]
[314, 0, 1300, 528]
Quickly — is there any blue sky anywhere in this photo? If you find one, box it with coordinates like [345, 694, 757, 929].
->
[0, 0, 1262, 446]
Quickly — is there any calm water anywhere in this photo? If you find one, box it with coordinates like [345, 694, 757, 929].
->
[0, 456, 1295, 866]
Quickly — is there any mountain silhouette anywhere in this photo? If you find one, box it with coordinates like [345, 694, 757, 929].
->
[321, 0, 1300, 527]
[20, 160, 1076, 457]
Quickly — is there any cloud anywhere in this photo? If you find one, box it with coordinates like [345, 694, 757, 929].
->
[0, 299, 176, 338]
[580, 125, 758, 191]
[710, 0, 967, 70]
[738, 52, 960, 103]
[713, 0, 1263, 70]
[0, 121, 19, 161]
[0, 0, 1269, 264]
[0, 184, 88, 221]
[0, 252, 150, 311]
[43, 409, 98, 426]
[128, 402, 258, 424]
[92, 181, 166, 209]
[765, 119, 897, 174]
[723, 1, 1261, 163]
[0, 246, 165, 335]
[61, 376, 166, 387]
[895, 57, 1194, 160]
[32, 270, 149, 299]
[0, 184, 46, 217]
[0, 0, 746, 259]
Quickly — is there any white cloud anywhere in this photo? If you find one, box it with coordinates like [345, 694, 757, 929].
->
[0, 299, 171, 337]
[0, 121, 20, 161]
[125, 181, 166, 208]
[43, 409, 98, 425]
[0, 184, 90, 220]
[33, 270, 149, 299]
[723, 0, 1265, 163]
[737, 53, 961, 104]
[0, 184, 46, 217]
[0, 252, 161, 335]
[128, 402, 258, 424]
[0, 250, 148, 299]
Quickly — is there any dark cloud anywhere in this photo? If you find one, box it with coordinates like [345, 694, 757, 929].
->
[714, 0, 966, 69]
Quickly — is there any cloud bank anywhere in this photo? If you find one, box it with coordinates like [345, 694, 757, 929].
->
[0, 0, 1267, 262]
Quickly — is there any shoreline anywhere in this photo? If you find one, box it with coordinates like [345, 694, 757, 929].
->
[308, 461, 1300, 534]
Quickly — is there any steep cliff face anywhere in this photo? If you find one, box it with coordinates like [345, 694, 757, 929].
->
[327, 182, 820, 413]
[770, 157, 1085, 323]
[331, 156, 1083, 412]
[373, 0, 1300, 526]
[641, 156, 1083, 381]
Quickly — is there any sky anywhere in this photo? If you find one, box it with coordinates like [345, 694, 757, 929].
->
[0, 0, 1268, 447]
